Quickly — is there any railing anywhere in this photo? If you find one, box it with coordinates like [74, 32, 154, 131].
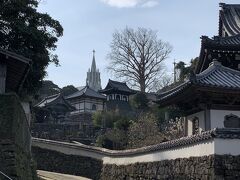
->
[0, 170, 12, 180]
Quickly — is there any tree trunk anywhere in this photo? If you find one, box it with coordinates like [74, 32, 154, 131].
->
[139, 79, 146, 92]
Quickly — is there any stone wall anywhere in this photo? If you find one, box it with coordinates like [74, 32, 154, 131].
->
[32, 146, 103, 180]
[101, 155, 240, 180]
[0, 94, 37, 180]
[31, 122, 95, 144]
[31, 129, 240, 179]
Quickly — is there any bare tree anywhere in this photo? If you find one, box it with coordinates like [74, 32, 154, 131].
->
[151, 74, 173, 92]
[107, 27, 172, 92]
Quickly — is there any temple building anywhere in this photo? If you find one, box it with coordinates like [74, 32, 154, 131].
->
[196, 3, 240, 73]
[34, 93, 75, 123]
[86, 50, 102, 91]
[65, 86, 106, 129]
[100, 79, 135, 113]
[157, 3, 240, 136]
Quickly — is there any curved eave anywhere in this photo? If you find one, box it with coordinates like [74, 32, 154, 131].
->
[219, 3, 240, 36]
[157, 84, 240, 108]
[195, 36, 240, 74]
[45, 103, 75, 111]
[100, 88, 135, 95]
[156, 81, 192, 107]
[66, 93, 106, 100]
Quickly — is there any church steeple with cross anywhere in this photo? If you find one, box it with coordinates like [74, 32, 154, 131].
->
[86, 50, 102, 91]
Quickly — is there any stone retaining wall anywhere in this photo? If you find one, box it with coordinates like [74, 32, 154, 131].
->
[32, 129, 240, 180]
[0, 94, 36, 180]
[101, 155, 240, 180]
[32, 146, 102, 180]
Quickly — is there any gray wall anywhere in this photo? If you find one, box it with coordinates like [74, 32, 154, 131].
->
[0, 94, 36, 180]
[32, 146, 102, 180]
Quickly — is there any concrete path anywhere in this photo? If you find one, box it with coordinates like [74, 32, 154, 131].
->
[37, 170, 91, 180]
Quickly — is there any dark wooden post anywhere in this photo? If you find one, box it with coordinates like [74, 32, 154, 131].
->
[0, 63, 7, 94]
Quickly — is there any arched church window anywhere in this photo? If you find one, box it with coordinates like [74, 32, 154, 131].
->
[224, 114, 240, 128]
[123, 96, 127, 101]
[192, 117, 199, 135]
[116, 95, 120, 100]
[92, 104, 97, 111]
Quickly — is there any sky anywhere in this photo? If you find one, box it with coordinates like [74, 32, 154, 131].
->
[38, 0, 240, 88]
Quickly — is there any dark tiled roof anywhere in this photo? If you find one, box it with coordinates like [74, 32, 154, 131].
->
[35, 93, 75, 110]
[35, 94, 60, 107]
[195, 61, 240, 88]
[202, 35, 240, 47]
[158, 61, 240, 102]
[0, 49, 31, 92]
[0, 49, 31, 64]
[196, 4, 240, 74]
[65, 86, 106, 100]
[219, 3, 240, 36]
[158, 81, 191, 102]
[101, 79, 134, 94]
[32, 128, 240, 156]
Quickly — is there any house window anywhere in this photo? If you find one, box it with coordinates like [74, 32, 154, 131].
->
[116, 95, 120, 100]
[109, 95, 112, 100]
[92, 104, 97, 111]
[123, 96, 127, 101]
[192, 117, 199, 135]
[224, 114, 240, 128]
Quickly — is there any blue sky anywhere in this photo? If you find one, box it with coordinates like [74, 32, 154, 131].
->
[38, 0, 239, 88]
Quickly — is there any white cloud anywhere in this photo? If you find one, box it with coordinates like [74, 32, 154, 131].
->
[141, 1, 159, 8]
[101, 0, 159, 8]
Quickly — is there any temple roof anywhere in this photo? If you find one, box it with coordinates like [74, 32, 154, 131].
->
[35, 93, 75, 110]
[196, 4, 240, 74]
[201, 35, 240, 47]
[195, 34, 240, 74]
[35, 94, 60, 107]
[100, 79, 135, 95]
[219, 3, 240, 37]
[65, 86, 106, 100]
[0, 49, 31, 93]
[157, 61, 240, 105]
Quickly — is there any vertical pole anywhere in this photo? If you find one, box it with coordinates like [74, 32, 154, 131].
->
[0, 63, 7, 94]
[173, 59, 177, 83]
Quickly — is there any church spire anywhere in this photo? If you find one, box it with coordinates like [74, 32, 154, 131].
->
[91, 49, 96, 72]
[86, 49, 102, 91]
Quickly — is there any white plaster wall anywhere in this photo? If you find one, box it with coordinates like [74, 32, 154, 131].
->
[32, 137, 240, 166]
[85, 102, 91, 110]
[103, 140, 214, 165]
[187, 118, 193, 136]
[214, 138, 240, 156]
[79, 103, 84, 110]
[32, 138, 214, 165]
[210, 110, 240, 128]
[187, 111, 205, 136]
[32, 140, 105, 160]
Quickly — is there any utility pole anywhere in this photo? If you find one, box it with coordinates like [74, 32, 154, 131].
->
[173, 59, 177, 83]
